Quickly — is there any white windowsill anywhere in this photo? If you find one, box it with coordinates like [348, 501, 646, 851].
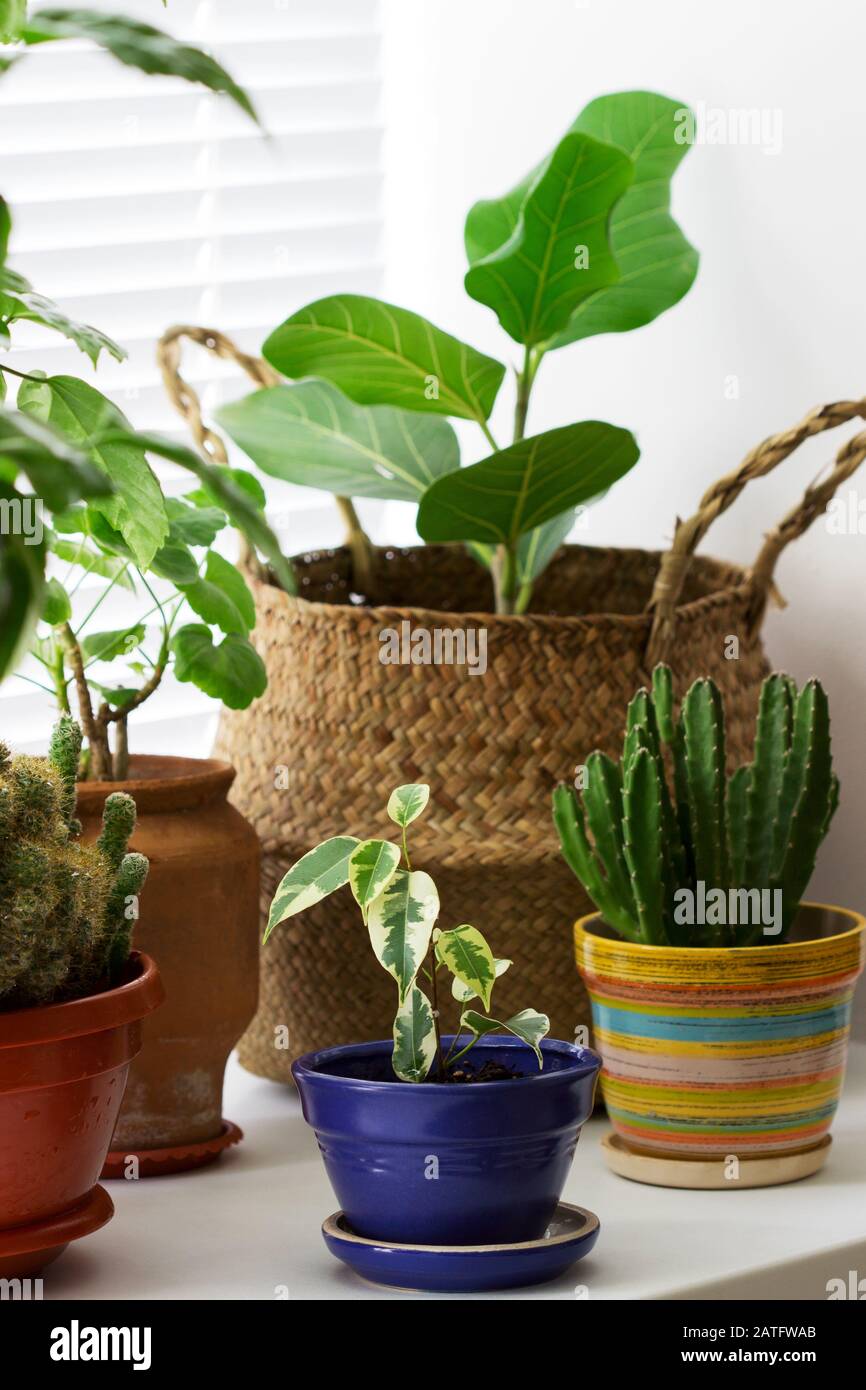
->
[39, 1044, 866, 1301]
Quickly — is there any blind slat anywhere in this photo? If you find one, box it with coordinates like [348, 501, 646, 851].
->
[0, 0, 384, 739]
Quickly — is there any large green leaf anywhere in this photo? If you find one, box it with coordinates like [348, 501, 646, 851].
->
[217, 381, 459, 501]
[170, 624, 266, 710]
[180, 551, 255, 635]
[0, 486, 45, 679]
[18, 376, 167, 568]
[553, 92, 698, 346]
[466, 92, 697, 349]
[436, 924, 496, 1012]
[464, 132, 633, 346]
[348, 839, 401, 922]
[96, 429, 296, 595]
[21, 9, 259, 123]
[417, 421, 639, 546]
[392, 985, 437, 1083]
[262, 294, 506, 424]
[265, 835, 360, 941]
[0, 407, 112, 509]
[0, 266, 125, 365]
[386, 783, 430, 828]
[459, 1008, 550, 1068]
[367, 868, 439, 1004]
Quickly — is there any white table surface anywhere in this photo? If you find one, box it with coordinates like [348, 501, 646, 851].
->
[44, 1044, 866, 1302]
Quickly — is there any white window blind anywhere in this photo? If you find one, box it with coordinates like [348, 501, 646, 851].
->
[1, 0, 384, 753]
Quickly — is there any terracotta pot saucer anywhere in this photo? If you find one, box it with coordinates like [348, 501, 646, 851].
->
[0, 1185, 114, 1279]
[101, 1120, 243, 1179]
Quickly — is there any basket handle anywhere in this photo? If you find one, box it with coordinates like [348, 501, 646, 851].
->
[646, 398, 866, 666]
[156, 324, 376, 593]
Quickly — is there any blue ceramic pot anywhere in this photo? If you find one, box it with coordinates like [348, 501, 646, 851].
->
[292, 1036, 601, 1246]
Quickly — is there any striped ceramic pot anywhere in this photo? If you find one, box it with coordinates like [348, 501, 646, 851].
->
[575, 903, 865, 1160]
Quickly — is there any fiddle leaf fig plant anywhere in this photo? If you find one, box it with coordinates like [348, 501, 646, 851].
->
[218, 89, 698, 614]
[265, 783, 550, 1082]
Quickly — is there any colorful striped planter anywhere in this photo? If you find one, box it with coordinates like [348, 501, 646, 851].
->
[575, 903, 865, 1162]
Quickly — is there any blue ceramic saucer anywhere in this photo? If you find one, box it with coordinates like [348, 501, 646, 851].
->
[322, 1201, 600, 1293]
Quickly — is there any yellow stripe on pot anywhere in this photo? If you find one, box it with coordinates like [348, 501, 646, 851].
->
[592, 1025, 848, 1060]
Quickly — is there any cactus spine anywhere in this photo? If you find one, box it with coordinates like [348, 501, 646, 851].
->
[553, 667, 838, 947]
[0, 715, 148, 1010]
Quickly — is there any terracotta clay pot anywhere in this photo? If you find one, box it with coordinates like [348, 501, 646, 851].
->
[0, 952, 163, 1276]
[76, 756, 260, 1176]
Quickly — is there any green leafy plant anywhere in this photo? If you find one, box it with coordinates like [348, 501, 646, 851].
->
[217, 89, 698, 614]
[0, 6, 292, 773]
[0, 4, 258, 120]
[0, 713, 148, 1009]
[553, 666, 838, 947]
[265, 782, 550, 1082]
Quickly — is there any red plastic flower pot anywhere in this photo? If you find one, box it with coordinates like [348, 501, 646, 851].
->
[0, 952, 163, 1276]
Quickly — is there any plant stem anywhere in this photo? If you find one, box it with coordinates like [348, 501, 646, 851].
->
[447, 1034, 481, 1067]
[428, 947, 446, 1082]
[500, 345, 545, 614]
[62, 621, 112, 779]
[74, 560, 130, 634]
[478, 419, 499, 453]
[513, 345, 535, 442]
[112, 715, 129, 781]
[0, 363, 50, 383]
[335, 495, 376, 600]
[12, 672, 55, 696]
[492, 540, 517, 614]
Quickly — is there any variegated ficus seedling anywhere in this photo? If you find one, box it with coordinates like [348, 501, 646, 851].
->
[265, 783, 550, 1082]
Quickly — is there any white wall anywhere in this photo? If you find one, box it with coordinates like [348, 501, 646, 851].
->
[382, 0, 866, 1028]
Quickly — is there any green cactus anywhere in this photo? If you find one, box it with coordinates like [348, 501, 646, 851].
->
[554, 667, 838, 947]
[0, 715, 148, 1010]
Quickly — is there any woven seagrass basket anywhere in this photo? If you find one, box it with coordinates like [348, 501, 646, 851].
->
[159, 325, 866, 1081]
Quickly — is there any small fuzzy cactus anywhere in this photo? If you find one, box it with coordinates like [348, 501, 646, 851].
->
[554, 668, 838, 947]
[0, 716, 148, 1010]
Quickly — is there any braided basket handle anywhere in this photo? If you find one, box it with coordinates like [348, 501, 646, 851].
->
[156, 325, 376, 593]
[646, 398, 866, 666]
[157, 325, 282, 460]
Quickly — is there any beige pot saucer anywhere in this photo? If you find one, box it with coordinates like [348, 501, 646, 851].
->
[601, 1132, 831, 1190]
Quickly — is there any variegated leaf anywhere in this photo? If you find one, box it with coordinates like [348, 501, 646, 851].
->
[436, 924, 496, 1011]
[452, 956, 511, 1003]
[392, 985, 437, 1083]
[265, 836, 359, 942]
[386, 783, 430, 828]
[459, 1007, 550, 1068]
[349, 838, 401, 920]
[367, 868, 439, 1003]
